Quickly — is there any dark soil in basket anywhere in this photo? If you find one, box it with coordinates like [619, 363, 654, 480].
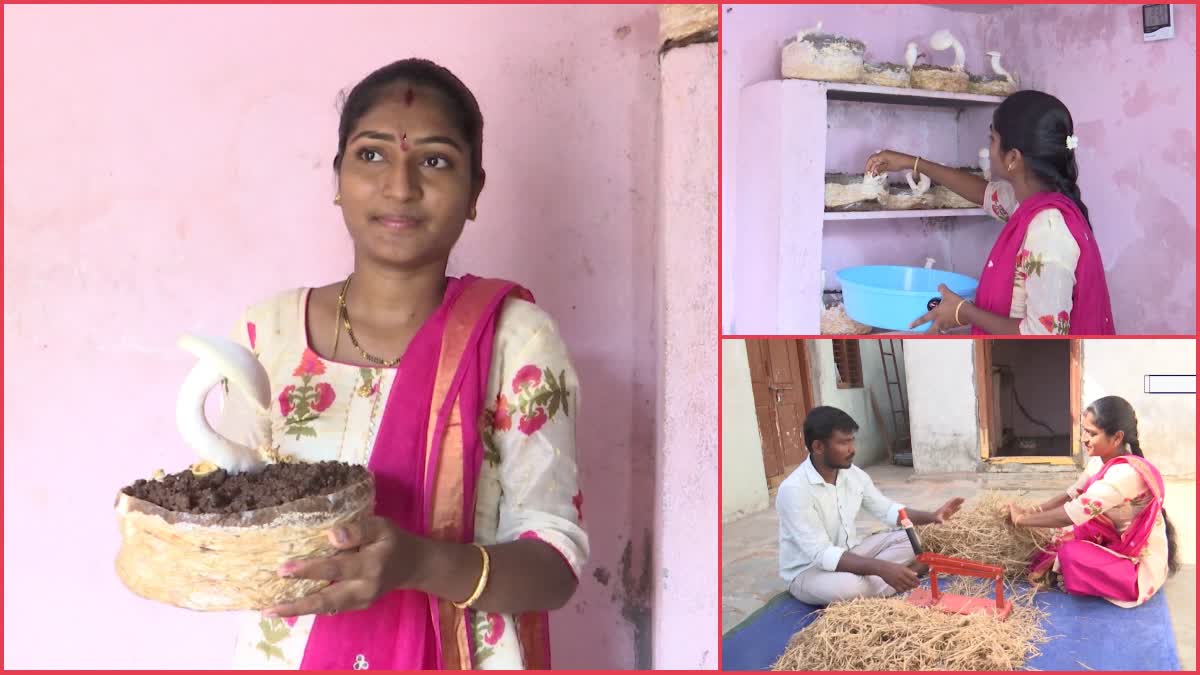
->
[865, 62, 906, 72]
[798, 33, 865, 52]
[912, 64, 960, 73]
[122, 461, 369, 514]
[969, 72, 1010, 83]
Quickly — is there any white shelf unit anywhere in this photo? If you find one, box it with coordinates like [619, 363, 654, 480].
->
[823, 81, 1005, 107]
[732, 78, 1001, 334]
[825, 208, 988, 221]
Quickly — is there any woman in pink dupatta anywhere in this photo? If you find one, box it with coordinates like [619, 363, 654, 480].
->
[217, 59, 587, 670]
[867, 90, 1115, 335]
[1006, 397, 1178, 607]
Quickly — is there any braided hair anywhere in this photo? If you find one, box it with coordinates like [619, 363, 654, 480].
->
[993, 90, 1090, 228]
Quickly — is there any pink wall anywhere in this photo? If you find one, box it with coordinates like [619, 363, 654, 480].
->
[654, 41, 718, 669]
[723, 4, 1196, 334]
[722, 4, 999, 332]
[985, 3, 1197, 334]
[3, 4, 665, 669]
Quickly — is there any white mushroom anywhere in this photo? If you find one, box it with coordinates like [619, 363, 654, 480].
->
[904, 41, 925, 70]
[861, 171, 887, 199]
[986, 50, 1017, 84]
[797, 21, 823, 40]
[905, 170, 931, 196]
[930, 29, 966, 71]
[979, 147, 992, 180]
[176, 333, 270, 474]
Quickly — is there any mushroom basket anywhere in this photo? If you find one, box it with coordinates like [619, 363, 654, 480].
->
[114, 333, 376, 611]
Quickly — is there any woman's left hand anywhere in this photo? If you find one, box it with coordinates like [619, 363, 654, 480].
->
[263, 516, 425, 618]
[910, 284, 966, 334]
[1007, 504, 1029, 527]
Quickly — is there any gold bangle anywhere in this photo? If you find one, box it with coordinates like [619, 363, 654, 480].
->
[453, 544, 491, 609]
[914, 156, 921, 176]
[955, 299, 968, 326]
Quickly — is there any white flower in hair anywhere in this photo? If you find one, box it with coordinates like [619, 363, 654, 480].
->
[1066, 134, 1079, 150]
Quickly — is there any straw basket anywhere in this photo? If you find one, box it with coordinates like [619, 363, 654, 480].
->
[782, 33, 866, 83]
[911, 65, 969, 92]
[115, 473, 375, 611]
[968, 74, 1017, 96]
[861, 62, 911, 88]
[825, 173, 883, 211]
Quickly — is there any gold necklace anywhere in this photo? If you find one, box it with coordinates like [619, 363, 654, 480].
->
[338, 275, 402, 367]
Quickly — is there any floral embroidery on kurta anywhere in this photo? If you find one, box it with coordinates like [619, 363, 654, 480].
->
[471, 610, 507, 664]
[1037, 311, 1071, 335]
[985, 182, 1081, 335]
[281, 349, 336, 439]
[257, 618, 292, 661]
[511, 365, 570, 436]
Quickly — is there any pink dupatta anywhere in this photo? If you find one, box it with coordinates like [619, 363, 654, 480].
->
[1029, 455, 1164, 601]
[300, 275, 547, 670]
[972, 192, 1115, 335]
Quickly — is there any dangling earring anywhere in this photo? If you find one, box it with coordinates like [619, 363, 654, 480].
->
[333, 193, 342, 205]
[468, 206, 477, 221]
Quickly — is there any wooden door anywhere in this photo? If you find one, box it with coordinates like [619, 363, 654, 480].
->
[746, 340, 813, 488]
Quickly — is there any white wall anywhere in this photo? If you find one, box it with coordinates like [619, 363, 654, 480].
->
[904, 340, 980, 472]
[1080, 340, 1196, 478]
[812, 340, 894, 467]
[721, 341, 770, 521]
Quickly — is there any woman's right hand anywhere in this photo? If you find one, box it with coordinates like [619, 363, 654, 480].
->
[865, 150, 915, 177]
[1006, 503, 1030, 525]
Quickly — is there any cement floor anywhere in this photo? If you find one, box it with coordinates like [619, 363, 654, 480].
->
[721, 464, 1196, 670]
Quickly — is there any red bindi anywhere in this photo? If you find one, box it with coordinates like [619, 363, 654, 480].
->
[404, 88, 415, 106]
[400, 133, 410, 152]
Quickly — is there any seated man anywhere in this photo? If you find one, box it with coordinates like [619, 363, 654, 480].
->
[777, 406, 964, 605]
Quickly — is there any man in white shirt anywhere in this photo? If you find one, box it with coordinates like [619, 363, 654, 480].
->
[778, 406, 965, 605]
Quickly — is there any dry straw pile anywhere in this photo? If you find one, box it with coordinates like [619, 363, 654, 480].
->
[773, 493, 1060, 670]
[772, 579, 1050, 670]
[917, 491, 1058, 578]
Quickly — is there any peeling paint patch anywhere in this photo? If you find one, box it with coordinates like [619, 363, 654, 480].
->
[615, 25, 631, 40]
[593, 567, 611, 586]
[618, 531, 653, 669]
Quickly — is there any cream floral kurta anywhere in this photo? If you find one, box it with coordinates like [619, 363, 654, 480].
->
[983, 181, 1083, 335]
[215, 288, 588, 670]
[1056, 455, 1170, 608]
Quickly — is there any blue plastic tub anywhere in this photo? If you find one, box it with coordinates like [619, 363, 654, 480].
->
[836, 265, 979, 332]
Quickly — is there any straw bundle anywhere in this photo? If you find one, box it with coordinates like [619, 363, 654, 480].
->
[916, 492, 1057, 578]
[772, 577, 1050, 671]
[861, 62, 911, 88]
[911, 64, 969, 92]
[929, 184, 982, 209]
[821, 303, 873, 335]
[969, 73, 1018, 96]
[782, 33, 866, 82]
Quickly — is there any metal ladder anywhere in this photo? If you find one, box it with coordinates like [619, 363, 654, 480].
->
[878, 340, 912, 465]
